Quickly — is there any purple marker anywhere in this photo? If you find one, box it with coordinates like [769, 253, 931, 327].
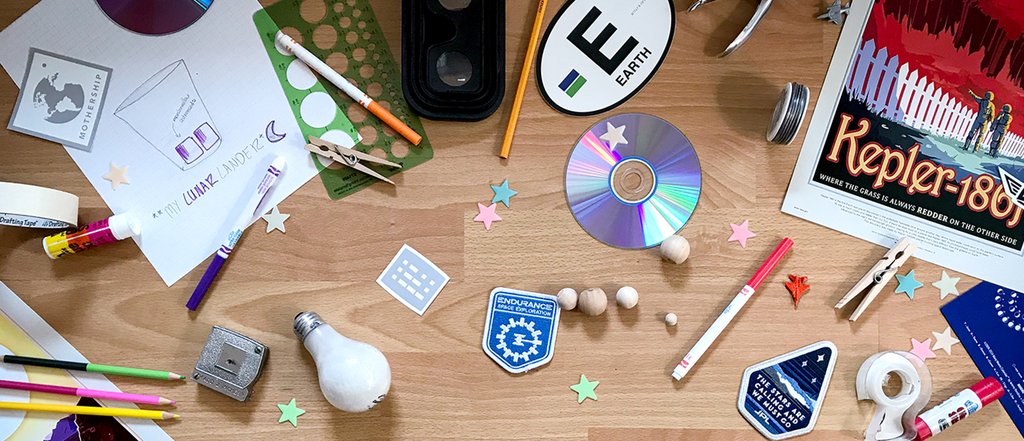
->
[187, 156, 287, 311]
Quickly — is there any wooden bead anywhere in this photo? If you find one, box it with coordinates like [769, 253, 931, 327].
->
[577, 288, 607, 316]
[664, 312, 678, 326]
[660, 235, 690, 264]
[556, 288, 578, 310]
[615, 286, 638, 309]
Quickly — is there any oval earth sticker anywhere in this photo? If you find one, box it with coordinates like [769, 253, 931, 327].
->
[536, 0, 676, 116]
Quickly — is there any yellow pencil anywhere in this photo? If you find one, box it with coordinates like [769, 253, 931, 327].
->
[0, 401, 179, 420]
[499, 0, 548, 159]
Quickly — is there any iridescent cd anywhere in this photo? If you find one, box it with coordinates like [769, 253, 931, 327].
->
[96, 0, 214, 36]
[565, 113, 701, 249]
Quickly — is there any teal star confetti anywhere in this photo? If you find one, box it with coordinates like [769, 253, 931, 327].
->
[895, 269, 923, 299]
[490, 179, 518, 208]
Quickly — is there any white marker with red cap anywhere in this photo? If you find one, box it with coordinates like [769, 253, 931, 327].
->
[672, 238, 794, 381]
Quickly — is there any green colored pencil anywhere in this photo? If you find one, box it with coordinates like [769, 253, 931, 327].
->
[3, 355, 185, 381]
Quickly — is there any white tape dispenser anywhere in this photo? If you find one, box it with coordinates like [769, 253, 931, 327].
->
[856, 351, 933, 441]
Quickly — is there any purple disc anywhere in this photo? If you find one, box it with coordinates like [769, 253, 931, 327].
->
[96, 0, 214, 36]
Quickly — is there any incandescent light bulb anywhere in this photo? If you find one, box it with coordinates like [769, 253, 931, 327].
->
[293, 311, 391, 412]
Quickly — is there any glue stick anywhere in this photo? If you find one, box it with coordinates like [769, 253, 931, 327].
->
[913, 377, 1004, 440]
[43, 213, 140, 259]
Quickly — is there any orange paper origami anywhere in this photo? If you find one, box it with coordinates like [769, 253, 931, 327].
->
[785, 274, 811, 308]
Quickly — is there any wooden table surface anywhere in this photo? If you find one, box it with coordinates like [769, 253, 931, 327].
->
[0, 1, 1019, 440]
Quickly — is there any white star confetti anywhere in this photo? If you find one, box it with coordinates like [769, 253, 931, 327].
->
[931, 326, 961, 355]
[102, 162, 130, 190]
[599, 122, 628, 150]
[262, 206, 290, 233]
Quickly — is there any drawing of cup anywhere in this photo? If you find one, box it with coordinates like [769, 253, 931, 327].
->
[115, 60, 220, 171]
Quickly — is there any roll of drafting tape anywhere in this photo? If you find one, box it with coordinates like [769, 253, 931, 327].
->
[767, 82, 810, 145]
[0, 182, 78, 229]
[856, 351, 933, 441]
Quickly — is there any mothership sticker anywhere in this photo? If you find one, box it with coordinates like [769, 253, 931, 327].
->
[9, 48, 112, 152]
[482, 288, 560, 374]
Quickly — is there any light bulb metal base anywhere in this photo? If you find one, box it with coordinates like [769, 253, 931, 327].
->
[294, 311, 325, 342]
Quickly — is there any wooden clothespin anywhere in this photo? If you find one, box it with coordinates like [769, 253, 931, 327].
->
[305, 136, 401, 185]
[834, 237, 917, 321]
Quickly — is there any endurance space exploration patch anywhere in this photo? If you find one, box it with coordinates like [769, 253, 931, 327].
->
[536, 0, 675, 116]
[482, 287, 560, 374]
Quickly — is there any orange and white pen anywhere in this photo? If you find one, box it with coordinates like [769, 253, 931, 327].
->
[275, 31, 422, 146]
[671, 238, 794, 381]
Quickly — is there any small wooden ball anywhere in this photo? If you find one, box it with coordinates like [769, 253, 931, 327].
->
[615, 286, 638, 309]
[664, 313, 678, 326]
[577, 288, 608, 316]
[557, 288, 578, 310]
[660, 235, 691, 264]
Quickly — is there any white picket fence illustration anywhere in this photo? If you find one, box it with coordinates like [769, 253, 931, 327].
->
[845, 39, 1024, 159]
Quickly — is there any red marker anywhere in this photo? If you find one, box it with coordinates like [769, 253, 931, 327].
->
[672, 238, 794, 380]
[913, 377, 1004, 440]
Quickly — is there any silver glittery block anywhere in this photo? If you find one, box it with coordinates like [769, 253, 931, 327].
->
[192, 326, 268, 401]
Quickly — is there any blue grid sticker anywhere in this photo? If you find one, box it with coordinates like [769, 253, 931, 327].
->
[482, 288, 560, 374]
[376, 244, 450, 315]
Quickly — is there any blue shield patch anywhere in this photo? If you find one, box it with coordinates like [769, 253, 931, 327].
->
[482, 288, 560, 373]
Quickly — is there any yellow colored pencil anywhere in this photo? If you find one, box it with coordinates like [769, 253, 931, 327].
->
[499, 0, 548, 159]
[0, 401, 179, 420]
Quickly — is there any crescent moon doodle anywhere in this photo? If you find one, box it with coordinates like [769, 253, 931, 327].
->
[265, 120, 286, 143]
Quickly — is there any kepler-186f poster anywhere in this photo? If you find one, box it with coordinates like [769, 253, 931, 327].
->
[784, 0, 1024, 290]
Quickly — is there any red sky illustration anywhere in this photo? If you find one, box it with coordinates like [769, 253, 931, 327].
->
[863, 0, 1024, 115]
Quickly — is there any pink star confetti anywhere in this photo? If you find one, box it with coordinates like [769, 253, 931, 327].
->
[909, 338, 936, 361]
[473, 202, 502, 230]
[728, 220, 757, 248]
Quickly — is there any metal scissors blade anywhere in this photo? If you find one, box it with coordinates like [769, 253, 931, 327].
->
[688, 0, 717, 12]
[688, 0, 774, 57]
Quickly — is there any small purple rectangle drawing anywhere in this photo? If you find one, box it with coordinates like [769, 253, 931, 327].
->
[194, 122, 220, 151]
[175, 137, 203, 163]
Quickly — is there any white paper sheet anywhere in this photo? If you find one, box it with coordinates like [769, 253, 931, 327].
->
[0, 0, 321, 285]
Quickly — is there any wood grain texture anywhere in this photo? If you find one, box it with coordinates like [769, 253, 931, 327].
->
[0, 0, 1019, 439]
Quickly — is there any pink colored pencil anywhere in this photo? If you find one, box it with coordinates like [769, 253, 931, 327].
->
[0, 379, 174, 406]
